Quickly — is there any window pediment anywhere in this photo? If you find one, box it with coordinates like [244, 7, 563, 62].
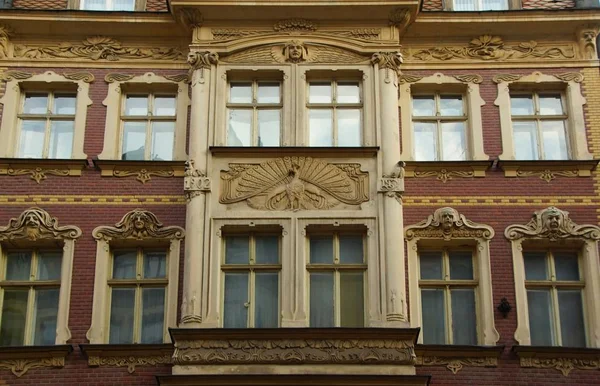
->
[0, 207, 82, 242]
[92, 209, 185, 241]
[405, 207, 494, 241]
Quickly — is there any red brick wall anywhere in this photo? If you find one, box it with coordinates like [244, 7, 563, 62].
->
[145, 0, 168, 11]
[13, 0, 67, 9]
[423, 0, 444, 11]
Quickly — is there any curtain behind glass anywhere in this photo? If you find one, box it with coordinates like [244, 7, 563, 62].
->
[310, 272, 334, 327]
[33, 288, 60, 345]
[0, 290, 28, 346]
[82, 0, 107, 10]
[141, 288, 165, 343]
[451, 289, 477, 345]
[109, 288, 135, 343]
[255, 273, 278, 328]
[224, 273, 248, 328]
[421, 288, 446, 344]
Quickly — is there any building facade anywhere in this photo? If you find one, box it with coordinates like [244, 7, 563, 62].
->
[0, 0, 599, 385]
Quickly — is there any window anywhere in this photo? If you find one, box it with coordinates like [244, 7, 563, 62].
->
[80, 0, 135, 10]
[308, 232, 366, 327]
[17, 93, 76, 159]
[98, 73, 189, 161]
[524, 250, 586, 347]
[221, 234, 281, 328]
[510, 92, 568, 160]
[0, 250, 61, 346]
[121, 94, 177, 161]
[0, 71, 91, 159]
[412, 93, 467, 161]
[227, 82, 282, 147]
[419, 250, 478, 345]
[108, 248, 168, 344]
[307, 81, 362, 147]
[452, 0, 508, 10]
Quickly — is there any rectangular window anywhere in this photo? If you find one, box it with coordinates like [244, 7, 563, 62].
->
[307, 233, 366, 327]
[227, 81, 282, 147]
[120, 94, 177, 161]
[307, 81, 362, 147]
[524, 250, 586, 347]
[510, 92, 569, 160]
[453, 0, 508, 10]
[108, 248, 167, 344]
[80, 0, 136, 11]
[222, 234, 281, 328]
[0, 250, 61, 346]
[17, 92, 76, 159]
[419, 250, 478, 345]
[412, 93, 467, 161]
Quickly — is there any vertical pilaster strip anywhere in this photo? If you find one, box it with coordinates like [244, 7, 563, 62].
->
[181, 51, 218, 327]
[372, 52, 409, 326]
[582, 68, 600, 223]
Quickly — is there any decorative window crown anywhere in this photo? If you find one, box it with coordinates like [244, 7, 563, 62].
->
[0, 207, 82, 241]
[504, 206, 600, 241]
[405, 207, 494, 241]
[92, 209, 185, 241]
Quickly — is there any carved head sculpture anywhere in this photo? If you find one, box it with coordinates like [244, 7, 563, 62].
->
[541, 207, 564, 231]
[583, 30, 597, 44]
[435, 207, 459, 231]
[187, 51, 219, 70]
[283, 40, 308, 63]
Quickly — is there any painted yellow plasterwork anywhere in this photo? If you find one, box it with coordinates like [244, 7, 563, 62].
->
[582, 68, 600, 224]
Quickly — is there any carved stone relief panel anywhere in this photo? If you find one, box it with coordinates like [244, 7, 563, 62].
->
[219, 157, 369, 211]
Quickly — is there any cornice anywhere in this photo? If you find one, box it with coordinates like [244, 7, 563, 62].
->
[0, 158, 85, 184]
[95, 160, 186, 184]
[404, 161, 491, 183]
[498, 159, 598, 183]
[0, 345, 72, 378]
[80, 344, 173, 374]
[209, 146, 379, 158]
[415, 344, 504, 374]
[158, 374, 432, 386]
[513, 345, 600, 376]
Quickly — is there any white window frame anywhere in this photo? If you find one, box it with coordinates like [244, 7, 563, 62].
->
[79, 0, 140, 11]
[450, 0, 509, 11]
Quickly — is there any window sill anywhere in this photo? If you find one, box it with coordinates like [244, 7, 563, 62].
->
[513, 345, 600, 376]
[0, 344, 73, 378]
[498, 159, 599, 183]
[0, 158, 86, 184]
[80, 343, 173, 374]
[95, 160, 186, 184]
[404, 160, 492, 183]
[415, 344, 504, 374]
[210, 146, 380, 158]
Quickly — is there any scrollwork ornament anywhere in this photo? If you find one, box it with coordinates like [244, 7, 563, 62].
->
[0, 207, 82, 241]
[7, 167, 70, 183]
[273, 19, 317, 33]
[398, 74, 424, 84]
[87, 355, 172, 374]
[0, 70, 33, 81]
[416, 356, 497, 374]
[105, 73, 135, 83]
[187, 51, 219, 79]
[92, 209, 184, 241]
[63, 71, 95, 83]
[453, 74, 483, 84]
[520, 356, 600, 376]
[405, 207, 494, 241]
[492, 74, 523, 83]
[554, 72, 584, 83]
[113, 168, 174, 184]
[0, 357, 65, 378]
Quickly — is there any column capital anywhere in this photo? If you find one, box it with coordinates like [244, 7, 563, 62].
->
[187, 51, 219, 74]
[371, 52, 403, 72]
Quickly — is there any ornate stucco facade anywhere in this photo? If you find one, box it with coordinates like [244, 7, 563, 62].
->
[0, 0, 599, 385]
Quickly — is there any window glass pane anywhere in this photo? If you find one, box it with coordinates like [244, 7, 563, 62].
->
[53, 95, 76, 115]
[48, 121, 74, 159]
[309, 83, 332, 104]
[113, 0, 135, 11]
[225, 236, 249, 264]
[421, 289, 446, 344]
[112, 250, 137, 279]
[440, 95, 463, 116]
[527, 289, 555, 346]
[228, 109, 252, 146]
[37, 252, 62, 280]
[511, 95, 534, 115]
[339, 235, 363, 264]
[513, 121, 538, 160]
[449, 251, 473, 280]
[524, 252, 548, 280]
[337, 83, 360, 104]
[109, 288, 135, 344]
[558, 290, 586, 347]
[419, 251, 443, 280]
[223, 273, 248, 328]
[541, 121, 568, 160]
[18, 120, 45, 158]
[310, 272, 334, 327]
[33, 288, 59, 345]
[0, 289, 28, 346]
[412, 96, 435, 117]
[310, 235, 333, 264]
[122, 121, 146, 160]
[125, 96, 149, 116]
[229, 83, 252, 104]
[340, 272, 364, 327]
[414, 122, 436, 161]
[257, 110, 280, 147]
[153, 96, 176, 116]
[255, 272, 279, 328]
[141, 288, 165, 344]
[441, 122, 466, 161]
[554, 252, 579, 281]
[23, 94, 48, 114]
[481, 0, 508, 9]
[151, 121, 175, 161]
[337, 109, 361, 147]
[453, 0, 476, 10]
[144, 251, 167, 279]
[539, 94, 564, 115]
[255, 236, 279, 264]
[257, 83, 280, 104]
[6, 252, 32, 280]
[81, 0, 107, 10]
[451, 289, 477, 345]
[309, 109, 333, 146]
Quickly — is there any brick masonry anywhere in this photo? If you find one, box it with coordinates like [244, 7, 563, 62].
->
[421, 0, 575, 10]
[12, 0, 168, 11]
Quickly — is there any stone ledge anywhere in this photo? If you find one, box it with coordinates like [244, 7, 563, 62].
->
[95, 160, 186, 184]
[513, 345, 600, 376]
[415, 344, 504, 374]
[0, 344, 73, 378]
[498, 159, 598, 182]
[158, 374, 432, 386]
[0, 158, 86, 184]
[80, 343, 173, 374]
[404, 160, 491, 183]
[210, 146, 380, 157]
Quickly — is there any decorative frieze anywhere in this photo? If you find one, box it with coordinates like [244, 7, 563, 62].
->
[96, 160, 185, 184]
[513, 346, 600, 377]
[82, 344, 173, 374]
[88, 354, 172, 374]
[403, 161, 489, 183]
[415, 356, 497, 374]
[0, 345, 72, 378]
[493, 72, 583, 84]
[520, 356, 599, 376]
[0, 161, 83, 184]
[219, 157, 369, 211]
